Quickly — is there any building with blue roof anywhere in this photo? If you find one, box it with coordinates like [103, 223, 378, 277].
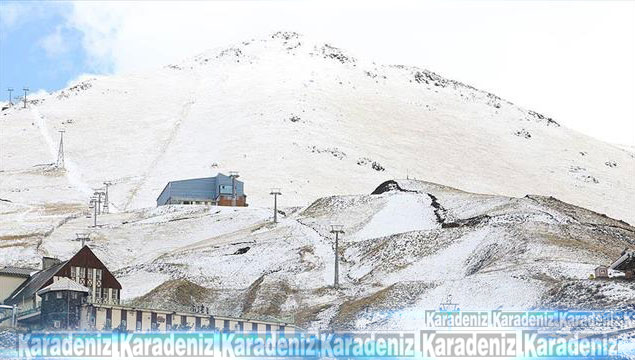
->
[156, 173, 247, 207]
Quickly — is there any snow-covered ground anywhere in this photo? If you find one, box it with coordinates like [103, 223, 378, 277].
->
[0, 32, 633, 330]
[0, 32, 632, 225]
[4, 178, 632, 329]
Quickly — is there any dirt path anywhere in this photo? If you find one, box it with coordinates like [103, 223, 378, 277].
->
[122, 91, 198, 211]
[31, 106, 93, 198]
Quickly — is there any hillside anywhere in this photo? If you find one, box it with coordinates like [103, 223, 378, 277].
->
[126, 180, 635, 329]
[0, 31, 632, 225]
[3, 179, 633, 329]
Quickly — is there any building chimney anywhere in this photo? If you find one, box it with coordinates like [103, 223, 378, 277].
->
[42, 257, 62, 270]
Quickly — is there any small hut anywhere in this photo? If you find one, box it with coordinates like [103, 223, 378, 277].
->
[594, 265, 609, 279]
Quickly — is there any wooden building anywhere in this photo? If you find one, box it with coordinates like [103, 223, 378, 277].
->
[2, 246, 296, 333]
[3, 246, 121, 327]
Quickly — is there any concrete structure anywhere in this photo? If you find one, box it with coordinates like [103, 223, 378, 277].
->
[609, 250, 635, 280]
[37, 278, 90, 329]
[594, 265, 608, 279]
[157, 173, 247, 207]
[0, 266, 35, 305]
[80, 304, 295, 333]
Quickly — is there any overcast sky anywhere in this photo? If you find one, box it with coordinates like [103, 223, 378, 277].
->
[1, 0, 634, 145]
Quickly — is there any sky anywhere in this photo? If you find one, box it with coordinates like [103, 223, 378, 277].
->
[1, 0, 634, 145]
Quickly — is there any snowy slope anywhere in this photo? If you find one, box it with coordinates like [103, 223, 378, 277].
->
[3, 178, 631, 330]
[0, 31, 632, 225]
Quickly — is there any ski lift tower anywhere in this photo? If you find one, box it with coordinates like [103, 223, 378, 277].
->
[56, 130, 65, 169]
[439, 294, 460, 312]
[22, 87, 29, 108]
[93, 189, 105, 215]
[75, 232, 90, 247]
[330, 225, 345, 288]
[270, 188, 282, 223]
[88, 197, 98, 227]
[229, 171, 239, 207]
[102, 182, 112, 214]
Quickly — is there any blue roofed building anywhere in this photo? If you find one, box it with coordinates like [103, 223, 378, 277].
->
[157, 173, 247, 207]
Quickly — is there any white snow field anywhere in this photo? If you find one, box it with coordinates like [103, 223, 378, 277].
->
[0, 32, 633, 224]
[3, 177, 633, 329]
[0, 32, 633, 330]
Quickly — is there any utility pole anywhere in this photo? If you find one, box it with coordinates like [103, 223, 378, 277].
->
[22, 87, 29, 108]
[103, 182, 112, 214]
[330, 225, 344, 288]
[56, 130, 65, 169]
[270, 188, 282, 223]
[76, 232, 90, 247]
[7, 88, 13, 105]
[229, 171, 239, 206]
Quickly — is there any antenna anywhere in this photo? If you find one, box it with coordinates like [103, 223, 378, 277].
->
[270, 188, 282, 223]
[56, 130, 65, 169]
[103, 182, 112, 214]
[229, 171, 239, 206]
[330, 225, 345, 288]
[7, 88, 13, 105]
[22, 87, 29, 109]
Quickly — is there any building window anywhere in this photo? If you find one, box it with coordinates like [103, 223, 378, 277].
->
[72, 292, 78, 299]
[79, 267, 86, 278]
[112, 289, 119, 301]
[56, 292, 63, 299]
[45, 293, 49, 301]
[53, 320, 61, 328]
[70, 266, 76, 278]
[95, 287, 103, 300]
[136, 311, 143, 331]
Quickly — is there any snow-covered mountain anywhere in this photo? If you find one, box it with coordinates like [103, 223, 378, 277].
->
[1, 31, 633, 224]
[2, 179, 633, 329]
[1, 32, 633, 330]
